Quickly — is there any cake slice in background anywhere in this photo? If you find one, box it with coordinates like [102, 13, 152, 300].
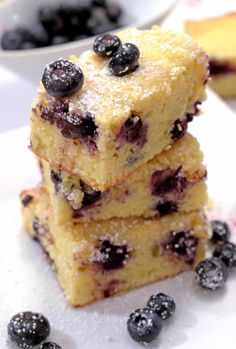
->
[185, 13, 236, 98]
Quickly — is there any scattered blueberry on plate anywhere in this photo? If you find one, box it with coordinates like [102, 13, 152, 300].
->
[8, 311, 50, 348]
[127, 307, 162, 344]
[127, 292, 175, 344]
[195, 257, 228, 290]
[211, 220, 231, 243]
[213, 241, 236, 268]
[147, 292, 176, 320]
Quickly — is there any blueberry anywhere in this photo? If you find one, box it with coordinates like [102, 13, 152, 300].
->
[42, 59, 84, 98]
[92, 0, 107, 7]
[21, 194, 33, 207]
[108, 43, 140, 76]
[39, 99, 69, 123]
[38, 5, 60, 33]
[213, 242, 236, 268]
[50, 169, 62, 193]
[52, 36, 69, 45]
[119, 115, 143, 143]
[127, 307, 162, 344]
[56, 5, 82, 37]
[76, 3, 92, 22]
[1, 29, 24, 50]
[8, 312, 50, 348]
[21, 42, 37, 50]
[97, 239, 130, 270]
[151, 168, 187, 197]
[147, 293, 176, 320]
[40, 342, 62, 349]
[171, 118, 188, 140]
[57, 5, 75, 25]
[186, 100, 201, 122]
[39, 99, 98, 152]
[106, 4, 122, 23]
[80, 180, 101, 207]
[0, 27, 33, 50]
[29, 24, 51, 47]
[195, 257, 228, 290]
[163, 231, 198, 265]
[156, 201, 178, 217]
[211, 220, 231, 243]
[50, 170, 62, 185]
[93, 33, 121, 57]
[61, 111, 98, 140]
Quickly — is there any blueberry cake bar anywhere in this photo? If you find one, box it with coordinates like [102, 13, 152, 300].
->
[30, 26, 208, 191]
[41, 133, 207, 223]
[185, 14, 236, 97]
[20, 187, 208, 306]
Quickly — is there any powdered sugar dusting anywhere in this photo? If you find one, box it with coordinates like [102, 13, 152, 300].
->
[38, 27, 208, 128]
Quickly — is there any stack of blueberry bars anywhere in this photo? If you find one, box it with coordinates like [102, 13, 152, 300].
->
[20, 26, 209, 307]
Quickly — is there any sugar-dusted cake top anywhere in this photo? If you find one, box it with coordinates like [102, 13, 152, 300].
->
[38, 26, 208, 128]
[185, 13, 236, 63]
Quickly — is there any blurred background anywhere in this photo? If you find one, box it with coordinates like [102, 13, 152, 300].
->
[0, 0, 236, 133]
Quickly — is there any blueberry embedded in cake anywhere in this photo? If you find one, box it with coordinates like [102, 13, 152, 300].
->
[92, 239, 131, 270]
[30, 26, 208, 191]
[21, 194, 34, 207]
[162, 230, 199, 265]
[38, 98, 98, 153]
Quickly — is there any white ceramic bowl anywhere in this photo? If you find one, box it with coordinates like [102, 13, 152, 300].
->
[0, 0, 175, 83]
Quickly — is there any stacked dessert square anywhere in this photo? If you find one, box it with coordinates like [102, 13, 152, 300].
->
[21, 26, 209, 306]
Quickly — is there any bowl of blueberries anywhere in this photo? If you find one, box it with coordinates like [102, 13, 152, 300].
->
[0, 0, 175, 83]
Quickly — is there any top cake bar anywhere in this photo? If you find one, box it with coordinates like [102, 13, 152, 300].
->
[30, 26, 208, 191]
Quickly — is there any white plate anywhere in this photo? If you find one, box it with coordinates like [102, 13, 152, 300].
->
[0, 89, 236, 349]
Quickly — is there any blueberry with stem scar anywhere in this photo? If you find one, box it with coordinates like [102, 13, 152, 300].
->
[93, 33, 121, 57]
[42, 59, 84, 98]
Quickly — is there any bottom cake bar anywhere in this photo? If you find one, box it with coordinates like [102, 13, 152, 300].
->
[20, 187, 209, 307]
